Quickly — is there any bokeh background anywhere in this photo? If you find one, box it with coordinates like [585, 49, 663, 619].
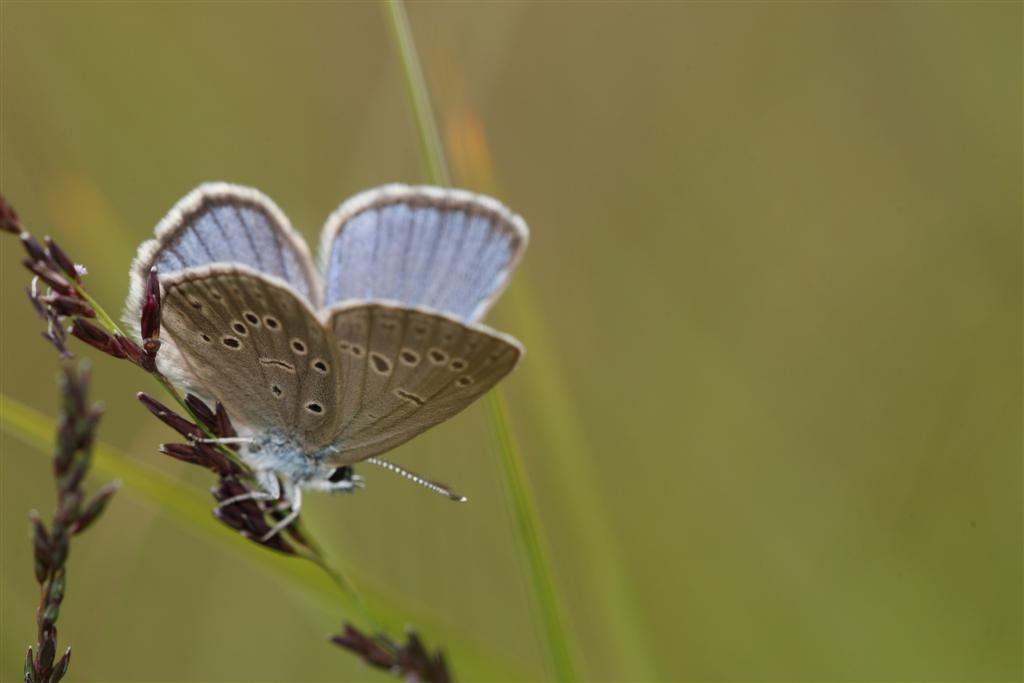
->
[1, 2, 1020, 681]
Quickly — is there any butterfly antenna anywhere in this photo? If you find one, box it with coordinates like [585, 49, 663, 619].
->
[365, 457, 468, 503]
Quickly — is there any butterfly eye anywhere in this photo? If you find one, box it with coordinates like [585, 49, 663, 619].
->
[328, 466, 353, 483]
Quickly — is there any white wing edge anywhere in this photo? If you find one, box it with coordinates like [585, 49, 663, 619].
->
[316, 184, 530, 322]
[124, 183, 319, 337]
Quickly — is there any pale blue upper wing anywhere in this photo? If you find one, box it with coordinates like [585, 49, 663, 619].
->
[318, 185, 528, 323]
[125, 183, 320, 334]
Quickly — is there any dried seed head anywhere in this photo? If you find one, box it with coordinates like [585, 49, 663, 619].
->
[23, 259, 73, 296]
[214, 402, 237, 440]
[30, 511, 51, 583]
[185, 394, 218, 433]
[20, 233, 51, 265]
[52, 648, 71, 682]
[70, 320, 126, 359]
[140, 267, 162, 342]
[37, 633, 56, 679]
[70, 481, 120, 535]
[330, 623, 451, 683]
[136, 393, 202, 439]
[159, 442, 203, 466]
[45, 294, 95, 319]
[0, 193, 22, 233]
[45, 237, 80, 282]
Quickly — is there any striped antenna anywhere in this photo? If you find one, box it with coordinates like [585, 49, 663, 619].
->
[366, 457, 468, 503]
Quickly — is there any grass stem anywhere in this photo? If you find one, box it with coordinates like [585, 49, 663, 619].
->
[384, 2, 579, 679]
[384, 0, 451, 187]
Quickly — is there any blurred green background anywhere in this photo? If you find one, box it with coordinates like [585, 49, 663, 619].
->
[1, 1, 1020, 681]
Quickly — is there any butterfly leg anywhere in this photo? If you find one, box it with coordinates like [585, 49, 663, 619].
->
[215, 469, 281, 510]
[260, 481, 301, 542]
[195, 437, 254, 446]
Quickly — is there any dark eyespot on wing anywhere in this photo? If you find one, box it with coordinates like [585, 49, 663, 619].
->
[370, 352, 392, 374]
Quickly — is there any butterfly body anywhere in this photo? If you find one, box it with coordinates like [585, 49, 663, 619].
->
[127, 183, 527, 522]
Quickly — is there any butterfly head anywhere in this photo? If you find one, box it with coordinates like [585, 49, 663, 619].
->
[307, 465, 364, 494]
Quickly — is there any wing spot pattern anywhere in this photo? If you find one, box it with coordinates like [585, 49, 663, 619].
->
[312, 359, 329, 374]
[187, 298, 203, 310]
[243, 311, 260, 326]
[370, 352, 392, 375]
[231, 321, 248, 336]
[450, 358, 468, 372]
[457, 376, 474, 387]
[395, 389, 425, 406]
[264, 316, 280, 330]
[222, 336, 241, 350]
[290, 339, 307, 355]
[200, 333, 212, 343]
[400, 349, 420, 366]
[259, 358, 295, 372]
[209, 289, 223, 301]
[306, 402, 323, 414]
[429, 348, 449, 365]
[271, 384, 283, 397]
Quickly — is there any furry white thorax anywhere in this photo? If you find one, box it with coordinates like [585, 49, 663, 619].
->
[236, 426, 359, 493]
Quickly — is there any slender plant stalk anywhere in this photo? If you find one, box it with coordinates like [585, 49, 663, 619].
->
[485, 391, 579, 681]
[384, 2, 579, 680]
[504, 278, 661, 679]
[384, 0, 451, 187]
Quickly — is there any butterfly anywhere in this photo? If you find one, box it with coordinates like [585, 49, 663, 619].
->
[125, 183, 527, 537]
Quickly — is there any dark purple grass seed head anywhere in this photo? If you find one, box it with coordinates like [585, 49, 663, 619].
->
[25, 364, 117, 683]
[70, 319, 126, 359]
[45, 237, 81, 283]
[0, 192, 23, 233]
[137, 392, 203, 439]
[331, 624, 452, 683]
[141, 266, 162, 343]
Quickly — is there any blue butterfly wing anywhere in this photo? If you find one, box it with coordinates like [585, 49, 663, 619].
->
[318, 185, 528, 323]
[126, 183, 319, 334]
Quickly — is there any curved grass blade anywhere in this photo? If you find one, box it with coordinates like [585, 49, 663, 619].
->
[385, 2, 580, 679]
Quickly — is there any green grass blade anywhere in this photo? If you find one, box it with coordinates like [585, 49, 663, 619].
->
[486, 390, 580, 681]
[505, 278, 661, 679]
[384, 2, 581, 679]
[384, 0, 450, 187]
[0, 392, 531, 681]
